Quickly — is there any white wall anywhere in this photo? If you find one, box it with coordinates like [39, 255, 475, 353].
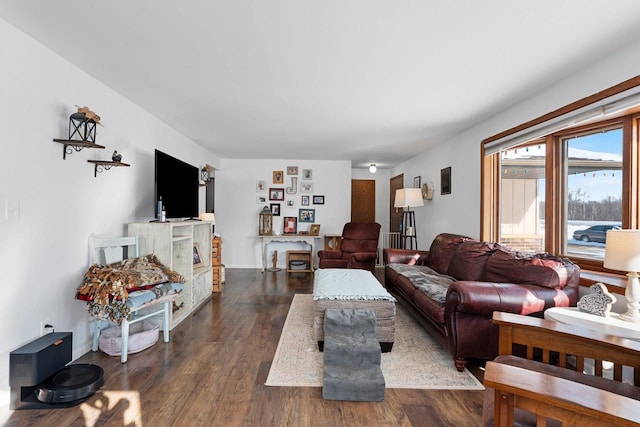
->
[392, 38, 640, 249]
[215, 159, 352, 268]
[0, 17, 219, 396]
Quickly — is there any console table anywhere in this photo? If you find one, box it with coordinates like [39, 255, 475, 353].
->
[259, 235, 318, 272]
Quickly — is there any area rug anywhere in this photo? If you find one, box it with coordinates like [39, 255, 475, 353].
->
[265, 294, 484, 390]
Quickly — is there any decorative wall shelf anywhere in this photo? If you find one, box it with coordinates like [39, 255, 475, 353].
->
[53, 139, 105, 160]
[87, 160, 130, 177]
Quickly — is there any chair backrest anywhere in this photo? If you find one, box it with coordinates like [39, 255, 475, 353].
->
[89, 236, 139, 265]
[340, 222, 381, 254]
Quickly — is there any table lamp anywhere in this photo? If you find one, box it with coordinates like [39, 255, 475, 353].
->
[604, 229, 640, 323]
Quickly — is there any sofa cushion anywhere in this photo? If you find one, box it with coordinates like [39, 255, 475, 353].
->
[426, 233, 471, 274]
[483, 248, 571, 289]
[446, 240, 497, 281]
[387, 264, 455, 306]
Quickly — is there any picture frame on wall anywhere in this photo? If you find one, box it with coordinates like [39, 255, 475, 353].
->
[441, 167, 451, 195]
[310, 224, 321, 236]
[286, 199, 295, 207]
[283, 216, 297, 234]
[273, 170, 284, 184]
[414, 176, 421, 188]
[257, 195, 267, 203]
[312, 195, 324, 205]
[256, 180, 266, 192]
[298, 208, 315, 223]
[270, 203, 281, 216]
[301, 182, 313, 193]
[302, 169, 313, 180]
[287, 166, 298, 175]
[301, 195, 310, 206]
[269, 188, 284, 201]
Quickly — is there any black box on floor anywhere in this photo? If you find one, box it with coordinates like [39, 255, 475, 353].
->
[10, 332, 72, 410]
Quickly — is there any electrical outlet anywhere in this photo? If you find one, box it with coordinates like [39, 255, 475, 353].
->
[40, 319, 51, 336]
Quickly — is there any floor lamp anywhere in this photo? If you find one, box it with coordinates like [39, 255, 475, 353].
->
[604, 229, 640, 323]
[395, 188, 424, 250]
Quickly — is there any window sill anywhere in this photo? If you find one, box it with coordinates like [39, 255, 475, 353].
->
[580, 270, 627, 295]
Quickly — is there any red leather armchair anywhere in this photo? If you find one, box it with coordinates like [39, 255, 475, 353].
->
[318, 222, 381, 272]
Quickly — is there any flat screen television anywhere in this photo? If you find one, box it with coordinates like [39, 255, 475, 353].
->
[154, 149, 199, 219]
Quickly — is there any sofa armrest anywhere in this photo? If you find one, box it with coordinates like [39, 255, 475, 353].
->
[445, 280, 573, 317]
[318, 250, 343, 260]
[383, 248, 430, 265]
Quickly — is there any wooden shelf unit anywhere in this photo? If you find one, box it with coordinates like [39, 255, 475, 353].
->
[212, 237, 222, 292]
[286, 250, 312, 273]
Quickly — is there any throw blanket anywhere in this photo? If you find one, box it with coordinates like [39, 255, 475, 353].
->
[76, 254, 184, 324]
[387, 263, 456, 306]
[313, 269, 396, 302]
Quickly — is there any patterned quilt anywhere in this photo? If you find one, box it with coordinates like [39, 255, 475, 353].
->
[387, 263, 456, 306]
[76, 254, 184, 324]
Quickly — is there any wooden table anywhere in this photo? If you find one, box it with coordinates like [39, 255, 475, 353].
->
[259, 235, 318, 272]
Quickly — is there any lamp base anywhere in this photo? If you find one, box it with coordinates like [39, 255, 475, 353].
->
[620, 272, 640, 323]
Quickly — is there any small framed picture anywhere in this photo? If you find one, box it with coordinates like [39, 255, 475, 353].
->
[269, 188, 284, 201]
[283, 216, 297, 234]
[302, 169, 313, 180]
[273, 170, 284, 184]
[414, 176, 421, 189]
[256, 180, 266, 192]
[312, 195, 324, 205]
[286, 199, 295, 207]
[301, 195, 310, 206]
[441, 167, 451, 195]
[270, 203, 281, 216]
[301, 182, 313, 193]
[193, 243, 202, 265]
[257, 195, 267, 204]
[299, 208, 315, 223]
[310, 224, 321, 236]
[287, 166, 298, 175]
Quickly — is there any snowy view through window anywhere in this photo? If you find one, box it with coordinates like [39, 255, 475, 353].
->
[500, 128, 622, 259]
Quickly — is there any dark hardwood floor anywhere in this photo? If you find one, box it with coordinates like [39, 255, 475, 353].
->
[4, 268, 485, 427]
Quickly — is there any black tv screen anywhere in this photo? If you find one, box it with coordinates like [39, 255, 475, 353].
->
[154, 149, 199, 219]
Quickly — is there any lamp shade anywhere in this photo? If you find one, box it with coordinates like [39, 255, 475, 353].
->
[604, 229, 640, 272]
[394, 188, 424, 208]
[199, 212, 215, 224]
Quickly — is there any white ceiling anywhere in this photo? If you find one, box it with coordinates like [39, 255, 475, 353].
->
[3, 1, 640, 169]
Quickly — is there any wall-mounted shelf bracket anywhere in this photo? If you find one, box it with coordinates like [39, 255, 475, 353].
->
[53, 139, 105, 160]
[87, 160, 131, 177]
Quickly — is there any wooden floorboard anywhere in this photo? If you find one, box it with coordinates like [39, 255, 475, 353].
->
[3, 268, 485, 427]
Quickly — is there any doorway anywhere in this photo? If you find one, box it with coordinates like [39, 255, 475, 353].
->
[390, 174, 404, 233]
[351, 179, 375, 223]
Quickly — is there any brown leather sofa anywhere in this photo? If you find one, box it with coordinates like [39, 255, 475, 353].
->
[383, 233, 580, 371]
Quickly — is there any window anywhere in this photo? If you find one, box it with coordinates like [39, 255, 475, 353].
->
[563, 128, 622, 260]
[499, 142, 546, 253]
[481, 77, 640, 273]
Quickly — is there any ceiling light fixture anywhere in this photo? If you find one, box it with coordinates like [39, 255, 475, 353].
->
[369, 164, 377, 173]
